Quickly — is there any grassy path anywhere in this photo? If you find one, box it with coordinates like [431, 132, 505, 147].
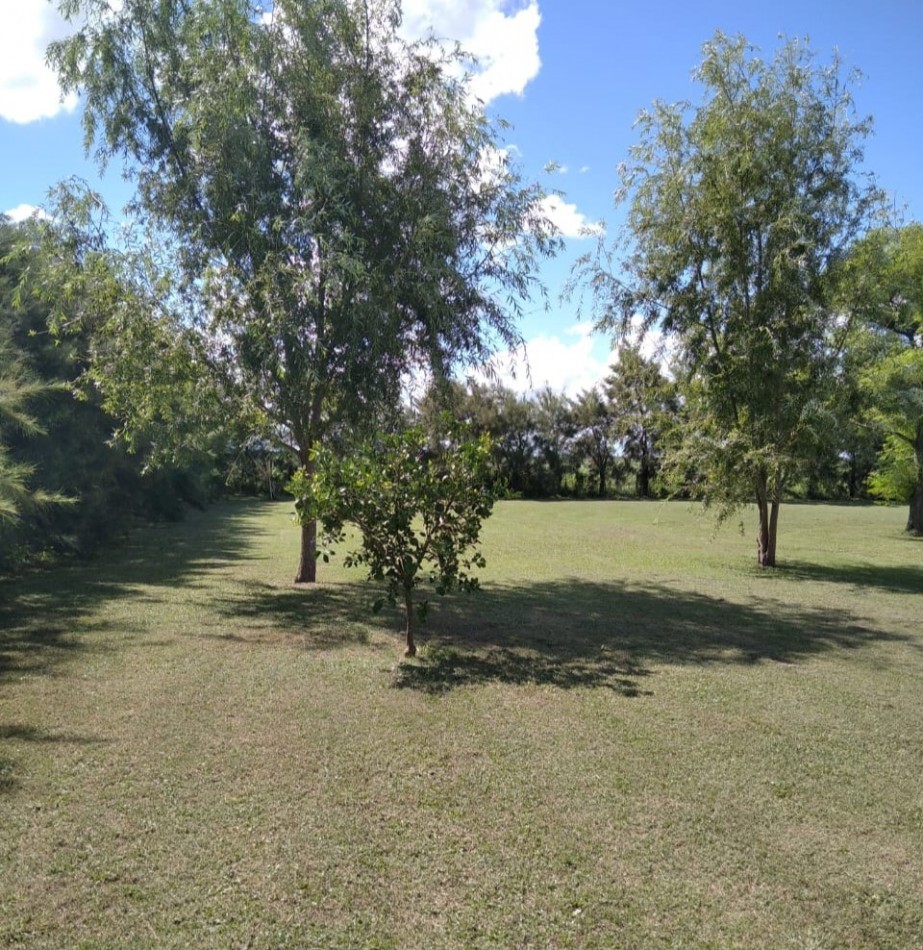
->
[1, 499, 922, 947]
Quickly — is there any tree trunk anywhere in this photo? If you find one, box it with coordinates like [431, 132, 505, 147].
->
[293, 452, 317, 584]
[847, 451, 859, 500]
[909, 434, 923, 534]
[403, 586, 416, 657]
[755, 475, 780, 567]
[638, 459, 651, 499]
[294, 520, 317, 583]
[908, 474, 923, 534]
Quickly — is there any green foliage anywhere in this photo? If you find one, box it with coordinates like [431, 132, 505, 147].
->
[15, 183, 244, 475]
[0, 331, 67, 525]
[576, 31, 886, 564]
[51, 0, 559, 580]
[417, 381, 576, 498]
[605, 347, 677, 498]
[0, 211, 225, 572]
[570, 386, 617, 498]
[847, 224, 923, 528]
[291, 428, 495, 655]
[867, 435, 917, 502]
[417, 371, 684, 502]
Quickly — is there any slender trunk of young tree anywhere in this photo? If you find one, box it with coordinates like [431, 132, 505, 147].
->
[847, 451, 860, 500]
[637, 432, 653, 498]
[768, 498, 780, 563]
[756, 502, 779, 567]
[403, 586, 416, 657]
[755, 472, 780, 567]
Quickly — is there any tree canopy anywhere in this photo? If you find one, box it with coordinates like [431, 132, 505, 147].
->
[848, 224, 923, 531]
[577, 31, 886, 565]
[51, 0, 558, 581]
[605, 347, 677, 498]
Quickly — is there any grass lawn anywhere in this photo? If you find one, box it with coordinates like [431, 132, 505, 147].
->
[1, 498, 921, 948]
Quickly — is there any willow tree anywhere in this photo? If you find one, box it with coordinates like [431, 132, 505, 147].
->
[578, 32, 884, 566]
[51, 0, 557, 582]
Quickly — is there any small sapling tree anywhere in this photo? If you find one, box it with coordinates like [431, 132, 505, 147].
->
[291, 428, 495, 657]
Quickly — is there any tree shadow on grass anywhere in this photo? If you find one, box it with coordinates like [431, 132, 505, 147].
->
[0, 501, 270, 794]
[0, 724, 108, 744]
[392, 577, 910, 695]
[2, 500, 914, 704]
[0, 500, 268, 685]
[779, 560, 923, 596]
[0, 756, 14, 793]
[209, 580, 389, 651]
[394, 642, 652, 696]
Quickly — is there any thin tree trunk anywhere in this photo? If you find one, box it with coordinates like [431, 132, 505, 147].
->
[847, 452, 859, 500]
[755, 473, 779, 567]
[767, 498, 780, 565]
[756, 499, 771, 566]
[403, 586, 416, 657]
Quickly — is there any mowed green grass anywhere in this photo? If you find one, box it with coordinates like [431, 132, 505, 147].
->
[1, 499, 921, 948]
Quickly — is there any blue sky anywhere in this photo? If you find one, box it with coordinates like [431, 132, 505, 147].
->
[3, 0, 922, 395]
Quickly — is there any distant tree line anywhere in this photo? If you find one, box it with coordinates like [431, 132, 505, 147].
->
[412, 346, 678, 500]
[409, 333, 901, 507]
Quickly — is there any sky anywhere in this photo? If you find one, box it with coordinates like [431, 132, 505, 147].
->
[2, 0, 922, 397]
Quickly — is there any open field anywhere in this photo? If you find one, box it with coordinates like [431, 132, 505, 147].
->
[1, 499, 922, 948]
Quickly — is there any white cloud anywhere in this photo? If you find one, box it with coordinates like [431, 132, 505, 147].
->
[3, 1, 540, 122]
[470, 320, 680, 399]
[471, 322, 610, 398]
[3, 203, 47, 222]
[400, 0, 541, 104]
[0, 0, 78, 123]
[538, 194, 604, 240]
[616, 317, 679, 379]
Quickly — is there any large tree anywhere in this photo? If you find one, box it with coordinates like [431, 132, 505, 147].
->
[51, 0, 556, 582]
[848, 224, 923, 532]
[578, 32, 885, 565]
